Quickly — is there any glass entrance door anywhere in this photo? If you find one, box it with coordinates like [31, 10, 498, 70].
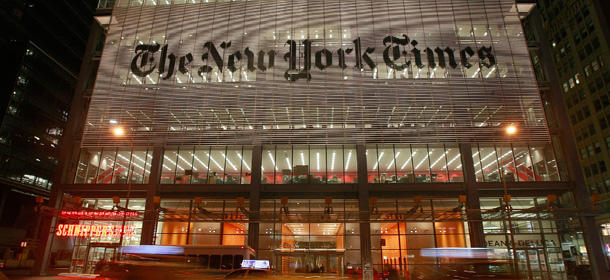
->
[274, 251, 344, 276]
[517, 249, 549, 280]
[70, 243, 117, 274]
[85, 246, 116, 274]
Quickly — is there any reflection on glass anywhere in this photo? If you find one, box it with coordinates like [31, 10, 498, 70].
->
[161, 146, 252, 184]
[74, 148, 153, 184]
[75, 149, 102, 183]
[367, 144, 463, 183]
[473, 144, 559, 182]
[262, 145, 356, 184]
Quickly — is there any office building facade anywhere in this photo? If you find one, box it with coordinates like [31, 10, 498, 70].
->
[34, 0, 610, 279]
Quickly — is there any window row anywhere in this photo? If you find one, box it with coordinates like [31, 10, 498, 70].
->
[73, 143, 560, 184]
[366, 144, 462, 183]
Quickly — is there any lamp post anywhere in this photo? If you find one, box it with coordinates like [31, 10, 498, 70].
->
[499, 125, 519, 276]
[113, 126, 133, 258]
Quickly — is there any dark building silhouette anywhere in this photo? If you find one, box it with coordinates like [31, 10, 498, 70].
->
[522, 0, 610, 273]
[0, 0, 97, 267]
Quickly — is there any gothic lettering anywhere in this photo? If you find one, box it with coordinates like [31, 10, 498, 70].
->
[131, 43, 160, 77]
[315, 49, 333, 70]
[460, 46, 476, 69]
[228, 51, 242, 73]
[200, 42, 224, 76]
[337, 48, 348, 69]
[382, 35, 410, 70]
[244, 47, 256, 72]
[410, 40, 425, 69]
[131, 34, 497, 83]
[178, 53, 194, 74]
[350, 37, 376, 70]
[477, 46, 496, 68]
[284, 40, 297, 70]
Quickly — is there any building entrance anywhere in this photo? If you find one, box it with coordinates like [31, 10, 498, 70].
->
[70, 243, 117, 274]
[517, 249, 547, 279]
[516, 248, 565, 280]
[274, 250, 345, 275]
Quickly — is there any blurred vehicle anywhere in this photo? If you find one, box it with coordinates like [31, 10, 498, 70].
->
[429, 264, 519, 280]
[223, 268, 273, 279]
[96, 259, 175, 280]
[419, 248, 518, 280]
[95, 245, 257, 280]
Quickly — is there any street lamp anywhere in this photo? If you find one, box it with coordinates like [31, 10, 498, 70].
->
[113, 125, 133, 257]
[500, 125, 518, 276]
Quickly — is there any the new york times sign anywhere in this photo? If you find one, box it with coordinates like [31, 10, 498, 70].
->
[130, 35, 495, 82]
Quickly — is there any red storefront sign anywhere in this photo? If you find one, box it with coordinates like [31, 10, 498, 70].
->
[55, 224, 135, 237]
[61, 211, 139, 217]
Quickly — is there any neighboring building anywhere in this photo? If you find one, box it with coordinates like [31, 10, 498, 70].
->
[0, 0, 96, 267]
[527, 0, 610, 266]
[33, 0, 609, 279]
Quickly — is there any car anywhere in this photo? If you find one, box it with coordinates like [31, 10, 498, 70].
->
[223, 268, 274, 279]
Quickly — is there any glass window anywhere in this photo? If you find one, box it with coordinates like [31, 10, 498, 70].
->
[344, 146, 356, 183]
[75, 148, 102, 183]
[210, 255, 221, 269]
[367, 145, 381, 183]
[310, 146, 327, 184]
[262, 145, 355, 184]
[395, 145, 415, 183]
[446, 147, 463, 182]
[496, 144, 516, 182]
[176, 147, 195, 184]
[412, 145, 431, 183]
[161, 146, 252, 184]
[161, 149, 179, 183]
[511, 146, 534, 182]
[530, 144, 560, 181]
[192, 146, 211, 184]
[428, 144, 449, 182]
[262, 147, 277, 184]
[232, 146, 252, 184]
[208, 147, 226, 183]
[291, 145, 309, 184]
[198, 255, 209, 269]
[98, 148, 117, 184]
[369, 145, 424, 183]
[221, 255, 233, 269]
[74, 148, 152, 184]
[374, 144, 396, 183]
[474, 144, 555, 182]
[327, 145, 344, 184]
[595, 142, 602, 154]
[480, 145, 500, 182]
[274, 145, 293, 184]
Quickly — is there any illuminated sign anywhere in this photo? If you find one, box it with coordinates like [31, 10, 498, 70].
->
[241, 260, 270, 269]
[131, 36, 495, 82]
[55, 224, 136, 237]
[61, 211, 139, 217]
[85, 0, 549, 147]
[485, 234, 559, 248]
